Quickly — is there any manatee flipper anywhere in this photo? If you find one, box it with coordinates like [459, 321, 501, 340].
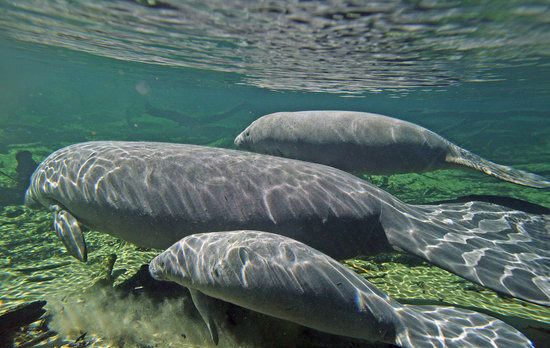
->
[446, 145, 550, 189]
[381, 200, 550, 306]
[395, 305, 533, 348]
[189, 288, 220, 345]
[51, 205, 87, 262]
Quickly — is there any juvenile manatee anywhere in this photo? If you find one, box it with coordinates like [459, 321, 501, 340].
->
[25, 141, 550, 305]
[234, 111, 550, 188]
[149, 230, 534, 348]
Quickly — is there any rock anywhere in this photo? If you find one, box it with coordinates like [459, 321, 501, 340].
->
[0, 300, 47, 347]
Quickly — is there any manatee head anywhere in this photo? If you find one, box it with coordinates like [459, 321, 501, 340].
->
[235, 113, 280, 150]
[24, 187, 40, 208]
[149, 234, 224, 288]
[24, 173, 45, 209]
[149, 243, 190, 285]
[234, 124, 253, 149]
[149, 232, 262, 295]
[234, 112, 297, 154]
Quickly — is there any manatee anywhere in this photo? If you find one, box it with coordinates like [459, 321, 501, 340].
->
[25, 141, 550, 305]
[149, 230, 534, 347]
[234, 111, 550, 188]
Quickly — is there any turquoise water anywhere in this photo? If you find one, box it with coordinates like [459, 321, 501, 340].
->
[0, 1, 549, 347]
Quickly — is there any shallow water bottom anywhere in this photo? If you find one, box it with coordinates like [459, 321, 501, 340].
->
[1, 205, 548, 347]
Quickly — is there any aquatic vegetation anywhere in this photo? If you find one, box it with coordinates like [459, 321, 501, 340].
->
[0, 206, 157, 310]
[365, 169, 550, 208]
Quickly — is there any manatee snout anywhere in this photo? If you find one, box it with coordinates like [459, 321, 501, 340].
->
[149, 252, 171, 281]
[149, 248, 187, 284]
[234, 128, 251, 149]
[24, 188, 40, 208]
[148, 257, 162, 280]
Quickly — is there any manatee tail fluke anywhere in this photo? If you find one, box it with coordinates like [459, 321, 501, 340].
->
[380, 200, 550, 306]
[446, 145, 550, 189]
[394, 305, 533, 348]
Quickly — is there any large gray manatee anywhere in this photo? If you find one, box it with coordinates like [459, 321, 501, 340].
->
[25, 141, 549, 305]
[234, 111, 550, 188]
[149, 230, 533, 348]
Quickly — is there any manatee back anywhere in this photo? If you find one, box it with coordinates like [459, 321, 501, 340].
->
[27, 141, 390, 257]
[237, 111, 452, 174]
[156, 231, 400, 342]
[154, 231, 535, 348]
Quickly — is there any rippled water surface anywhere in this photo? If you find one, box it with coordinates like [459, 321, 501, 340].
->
[2, 0, 550, 93]
[0, 1, 549, 347]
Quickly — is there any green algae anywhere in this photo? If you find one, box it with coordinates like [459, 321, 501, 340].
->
[365, 168, 550, 207]
[0, 206, 158, 316]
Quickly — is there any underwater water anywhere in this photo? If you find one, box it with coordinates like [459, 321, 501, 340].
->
[0, 1, 549, 347]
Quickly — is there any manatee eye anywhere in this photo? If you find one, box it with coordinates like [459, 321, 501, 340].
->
[245, 131, 250, 137]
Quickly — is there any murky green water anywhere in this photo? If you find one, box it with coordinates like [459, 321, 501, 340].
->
[0, 1, 549, 347]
